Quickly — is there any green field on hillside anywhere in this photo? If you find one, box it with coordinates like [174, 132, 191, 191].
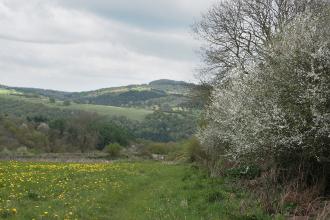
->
[0, 89, 20, 95]
[0, 161, 273, 220]
[0, 89, 9, 94]
[0, 94, 152, 121]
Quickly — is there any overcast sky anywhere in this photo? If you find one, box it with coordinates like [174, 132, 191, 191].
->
[0, 0, 215, 91]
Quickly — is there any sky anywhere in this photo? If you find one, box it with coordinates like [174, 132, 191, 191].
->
[0, 0, 215, 91]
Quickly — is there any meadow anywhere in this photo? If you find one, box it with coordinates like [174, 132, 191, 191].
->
[0, 161, 273, 220]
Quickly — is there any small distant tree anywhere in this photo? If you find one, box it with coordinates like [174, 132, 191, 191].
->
[67, 113, 99, 152]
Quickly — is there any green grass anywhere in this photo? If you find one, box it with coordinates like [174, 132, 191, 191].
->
[0, 94, 152, 121]
[0, 161, 274, 220]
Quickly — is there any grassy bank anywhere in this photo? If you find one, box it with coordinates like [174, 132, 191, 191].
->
[0, 161, 275, 220]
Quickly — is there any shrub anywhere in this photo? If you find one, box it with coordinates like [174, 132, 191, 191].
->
[105, 143, 122, 158]
[182, 137, 204, 162]
[16, 146, 29, 156]
[145, 142, 176, 155]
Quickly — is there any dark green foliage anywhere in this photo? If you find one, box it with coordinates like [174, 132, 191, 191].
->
[207, 191, 224, 203]
[49, 119, 66, 135]
[83, 90, 166, 106]
[224, 165, 261, 180]
[27, 115, 48, 123]
[93, 120, 131, 149]
[137, 111, 197, 142]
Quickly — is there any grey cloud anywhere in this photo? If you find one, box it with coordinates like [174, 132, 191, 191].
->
[0, 0, 213, 91]
[56, 0, 215, 29]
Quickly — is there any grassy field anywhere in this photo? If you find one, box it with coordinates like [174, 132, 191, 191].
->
[0, 94, 152, 121]
[0, 89, 20, 95]
[0, 161, 275, 220]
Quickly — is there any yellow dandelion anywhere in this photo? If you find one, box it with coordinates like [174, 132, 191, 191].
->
[11, 208, 17, 214]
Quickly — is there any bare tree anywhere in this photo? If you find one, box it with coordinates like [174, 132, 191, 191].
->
[194, 0, 328, 80]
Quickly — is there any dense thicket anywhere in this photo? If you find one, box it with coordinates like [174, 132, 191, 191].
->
[0, 113, 132, 154]
[195, 0, 329, 213]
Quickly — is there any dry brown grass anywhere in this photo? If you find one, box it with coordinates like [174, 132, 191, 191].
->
[242, 166, 329, 219]
[316, 202, 330, 220]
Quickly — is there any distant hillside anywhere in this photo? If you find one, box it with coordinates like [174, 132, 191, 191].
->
[0, 80, 199, 146]
[2, 80, 201, 111]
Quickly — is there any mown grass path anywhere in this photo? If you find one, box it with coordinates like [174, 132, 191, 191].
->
[0, 161, 270, 220]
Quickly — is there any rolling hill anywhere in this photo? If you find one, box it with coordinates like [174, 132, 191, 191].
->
[0, 79, 203, 122]
[1, 80, 198, 111]
[0, 80, 199, 147]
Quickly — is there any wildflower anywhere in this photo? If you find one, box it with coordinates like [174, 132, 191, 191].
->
[11, 208, 17, 214]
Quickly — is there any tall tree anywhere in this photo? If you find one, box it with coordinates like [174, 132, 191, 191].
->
[194, 0, 328, 81]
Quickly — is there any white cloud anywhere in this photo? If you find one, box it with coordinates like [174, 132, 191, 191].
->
[0, 0, 214, 91]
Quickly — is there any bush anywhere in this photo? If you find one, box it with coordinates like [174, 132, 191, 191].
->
[145, 142, 177, 155]
[105, 143, 122, 158]
[182, 137, 204, 163]
[16, 146, 29, 156]
[197, 8, 330, 198]
[0, 148, 12, 157]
